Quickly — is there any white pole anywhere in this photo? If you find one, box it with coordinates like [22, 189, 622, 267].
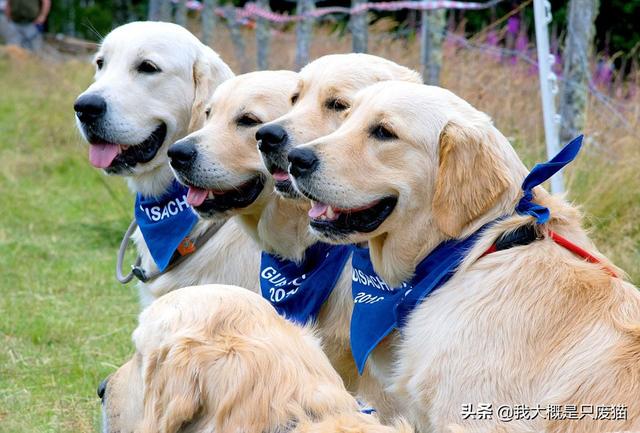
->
[533, 0, 563, 193]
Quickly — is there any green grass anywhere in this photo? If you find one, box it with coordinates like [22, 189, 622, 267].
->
[0, 54, 138, 432]
[0, 47, 638, 432]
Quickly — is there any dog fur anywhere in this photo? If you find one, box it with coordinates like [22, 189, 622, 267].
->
[74, 22, 260, 306]
[290, 81, 640, 433]
[101, 284, 413, 433]
[177, 54, 421, 415]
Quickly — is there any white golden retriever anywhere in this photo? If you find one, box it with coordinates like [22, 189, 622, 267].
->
[100, 284, 412, 433]
[288, 81, 640, 432]
[74, 22, 259, 306]
[170, 54, 421, 416]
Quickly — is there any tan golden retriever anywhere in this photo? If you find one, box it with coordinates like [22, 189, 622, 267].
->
[288, 81, 640, 433]
[100, 284, 412, 433]
[73, 22, 260, 306]
[170, 54, 421, 415]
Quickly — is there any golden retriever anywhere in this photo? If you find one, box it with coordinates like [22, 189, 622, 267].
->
[73, 22, 260, 306]
[170, 54, 421, 415]
[288, 81, 640, 432]
[100, 284, 412, 433]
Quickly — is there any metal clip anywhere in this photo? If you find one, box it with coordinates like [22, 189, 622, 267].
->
[131, 266, 149, 283]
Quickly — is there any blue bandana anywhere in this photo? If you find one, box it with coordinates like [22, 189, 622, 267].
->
[350, 135, 584, 373]
[134, 180, 198, 271]
[260, 243, 352, 324]
[350, 227, 489, 373]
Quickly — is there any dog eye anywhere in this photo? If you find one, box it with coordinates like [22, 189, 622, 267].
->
[236, 114, 261, 127]
[325, 98, 349, 112]
[95, 58, 104, 70]
[291, 93, 299, 105]
[137, 60, 161, 74]
[371, 124, 397, 141]
[205, 108, 211, 119]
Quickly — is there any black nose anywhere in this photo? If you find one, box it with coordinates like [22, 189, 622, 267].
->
[168, 140, 197, 171]
[256, 124, 288, 154]
[97, 377, 108, 401]
[288, 148, 319, 178]
[74, 93, 107, 124]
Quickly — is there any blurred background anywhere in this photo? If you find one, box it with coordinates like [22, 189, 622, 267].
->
[0, 0, 638, 431]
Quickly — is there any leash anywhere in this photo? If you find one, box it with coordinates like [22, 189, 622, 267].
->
[116, 219, 224, 284]
[116, 219, 142, 283]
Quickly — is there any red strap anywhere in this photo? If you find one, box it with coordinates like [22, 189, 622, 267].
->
[483, 230, 618, 278]
[480, 244, 497, 257]
[548, 231, 618, 277]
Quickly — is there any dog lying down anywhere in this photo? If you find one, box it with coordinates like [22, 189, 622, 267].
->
[100, 285, 411, 433]
[288, 81, 640, 432]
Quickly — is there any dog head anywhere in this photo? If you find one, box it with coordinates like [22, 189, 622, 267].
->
[256, 53, 421, 199]
[100, 284, 384, 433]
[289, 82, 527, 285]
[74, 21, 233, 196]
[167, 70, 300, 220]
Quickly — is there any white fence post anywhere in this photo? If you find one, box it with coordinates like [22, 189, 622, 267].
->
[533, 0, 563, 193]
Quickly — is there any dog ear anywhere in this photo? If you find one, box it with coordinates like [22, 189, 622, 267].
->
[189, 47, 234, 133]
[432, 121, 511, 238]
[140, 340, 204, 433]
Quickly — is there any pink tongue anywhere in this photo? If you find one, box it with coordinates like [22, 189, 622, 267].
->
[89, 144, 120, 168]
[272, 171, 290, 182]
[186, 187, 209, 207]
[308, 202, 329, 218]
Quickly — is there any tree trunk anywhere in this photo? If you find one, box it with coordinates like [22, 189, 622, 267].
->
[201, 0, 217, 45]
[114, 0, 129, 26]
[295, 0, 314, 70]
[256, 0, 270, 69]
[420, 5, 446, 85]
[350, 0, 367, 53]
[559, 0, 599, 143]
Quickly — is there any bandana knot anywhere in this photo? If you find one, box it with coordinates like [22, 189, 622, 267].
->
[515, 135, 583, 224]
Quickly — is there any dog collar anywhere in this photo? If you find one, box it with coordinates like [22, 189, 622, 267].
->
[260, 243, 352, 324]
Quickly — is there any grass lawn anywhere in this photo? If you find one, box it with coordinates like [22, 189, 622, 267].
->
[0, 52, 137, 432]
[0, 41, 638, 432]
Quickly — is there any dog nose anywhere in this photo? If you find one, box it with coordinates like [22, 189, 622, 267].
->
[168, 141, 197, 170]
[256, 124, 288, 154]
[74, 93, 107, 123]
[288, 148, 319, 178]
[97, 377, 108, 401]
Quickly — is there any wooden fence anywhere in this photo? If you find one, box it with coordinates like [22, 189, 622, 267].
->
[147, 0, 504, 82]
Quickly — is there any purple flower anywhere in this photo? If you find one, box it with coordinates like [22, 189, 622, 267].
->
[507, 16, 520, 36]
